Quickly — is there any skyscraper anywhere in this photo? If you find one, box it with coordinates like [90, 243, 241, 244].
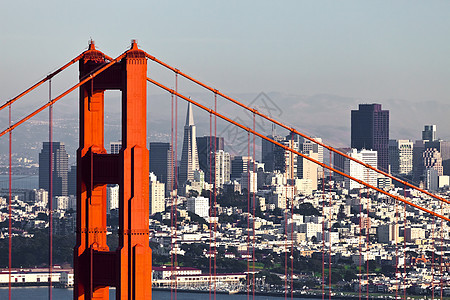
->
[214, 150, 231, 188]
[422, 125, 437, 142]
[196, 136, 224, 183]
[261, 135, 285, 172]
[351, 104, 389, 172]
[39, 142, 69, 197]
[149, 142, 173, 195]
[389, 139, 413, 176]
[179, 103, 199, 185]
[231, 156, 252, 180]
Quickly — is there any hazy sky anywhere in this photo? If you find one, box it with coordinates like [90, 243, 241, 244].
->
[2, 0, 450, 104]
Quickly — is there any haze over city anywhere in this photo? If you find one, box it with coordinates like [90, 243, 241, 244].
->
[2, 1, 450, 299]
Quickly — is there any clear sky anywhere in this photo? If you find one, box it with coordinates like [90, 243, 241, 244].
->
[1, 0, 450, 104]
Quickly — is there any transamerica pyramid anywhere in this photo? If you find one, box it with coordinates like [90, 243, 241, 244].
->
[179, 102, 199, 185]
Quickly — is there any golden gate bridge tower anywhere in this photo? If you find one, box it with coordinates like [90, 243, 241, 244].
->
[75, 40, 151, 299]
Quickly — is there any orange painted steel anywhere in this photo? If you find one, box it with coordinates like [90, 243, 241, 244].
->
[0, 52, 127, 139]
[147, 76, 450, 223]
[75, 40, 151, 300]
[144, 52, 450, 206]
[0, 53, 84, 112]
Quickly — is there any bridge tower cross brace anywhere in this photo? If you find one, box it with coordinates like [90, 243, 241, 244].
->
[74, 40, 152, 300]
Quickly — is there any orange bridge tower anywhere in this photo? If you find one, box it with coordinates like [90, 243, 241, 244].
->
[74, 40, 152, 300]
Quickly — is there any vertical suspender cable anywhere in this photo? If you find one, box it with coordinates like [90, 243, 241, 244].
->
[252, 113, 256, 300]
[48, 79, 53, 300]
[284, 168, 288, 300]
[209, 111, 213, 300]
[170, 92, 175, 300]
[174, 73, 178, 300]
[440, 198, 443, 300]
[358, 188, 362, 300]
[432, 212, 436, 300]
[247, 131, 251, 300]
[403, 187, 407, 300]
[321, 171, 325, 300]
[292, 129, 296, 300]
[366, 190, 370, 300]
[8, 103, 12, 300]
[395, 194, 399, 299]
[213, 93, 217, 299]
[328, 151, 332, 300]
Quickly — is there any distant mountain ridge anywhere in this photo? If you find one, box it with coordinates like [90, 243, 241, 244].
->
[1, 92, 448, 164]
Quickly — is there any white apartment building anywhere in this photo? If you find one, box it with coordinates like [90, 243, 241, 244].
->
[107, 184, 119, 213]
[241, 171, 258, 194]
[150, 172, 165, 215]
[214, 150, 231, 188]
[187, 196, 210, 219]
[344, 149, 378, 190]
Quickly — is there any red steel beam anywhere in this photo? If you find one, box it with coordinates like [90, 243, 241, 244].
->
[144, 52, 450, 206]
[0, 52, 127, 138]
[147, 76, 450, 223]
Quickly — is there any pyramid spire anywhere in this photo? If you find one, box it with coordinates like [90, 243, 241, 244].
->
[185, 102, 195, 126]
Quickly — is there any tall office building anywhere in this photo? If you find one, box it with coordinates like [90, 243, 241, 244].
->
[39, 142, 69, 197]
[214, 150, 231, 188]
[196, 136, 224, 183]
[422, 125, 437, 142]
[110, 141, 122, 154]
[230, 156, 252, 180]
[149, 142, 173, 194]
[389, 140, 413, 176]
[344, 149, 378, 190]
[261, 135, 285, 172]
[423, 148, 443, 176]
[333, 147, 351, 182]
[413, 140, 426, 183]
[283, 138, 299, 180]
[351, 104, 389, 172]
[179, 103, 199, 185]
[68, 165, 77, 196]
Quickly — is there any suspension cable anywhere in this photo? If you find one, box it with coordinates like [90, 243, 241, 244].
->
[170, 91, 175, 300]
[146, 77, 450, 222]
[322, 171, 325, 300]
[440, 199, 444, 300]
[403, 188, 407, 300]
[0, 52, 127, 138]
[358, 188, 362, 300]
[174, 73, 178, 300]
[395, 194, 399, 299]
[213, 92, 218, 300]
[48, 79, 53, 300]
[328, 152, 332, 300]
[209, 109, 213, 300]
[143, 52, 450, 206]
[8, 103, 12, 300]
[247, 131, 251, 300]
[0, 53, 85, 112]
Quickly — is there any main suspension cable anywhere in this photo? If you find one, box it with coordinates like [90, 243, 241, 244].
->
[146, 76, 450, 222]
[143, 52, 450, 206]
[0, 53, 85, 112]
[0, 52, 127, 138]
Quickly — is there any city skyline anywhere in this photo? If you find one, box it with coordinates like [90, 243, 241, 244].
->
[2, 3, 450, 298]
